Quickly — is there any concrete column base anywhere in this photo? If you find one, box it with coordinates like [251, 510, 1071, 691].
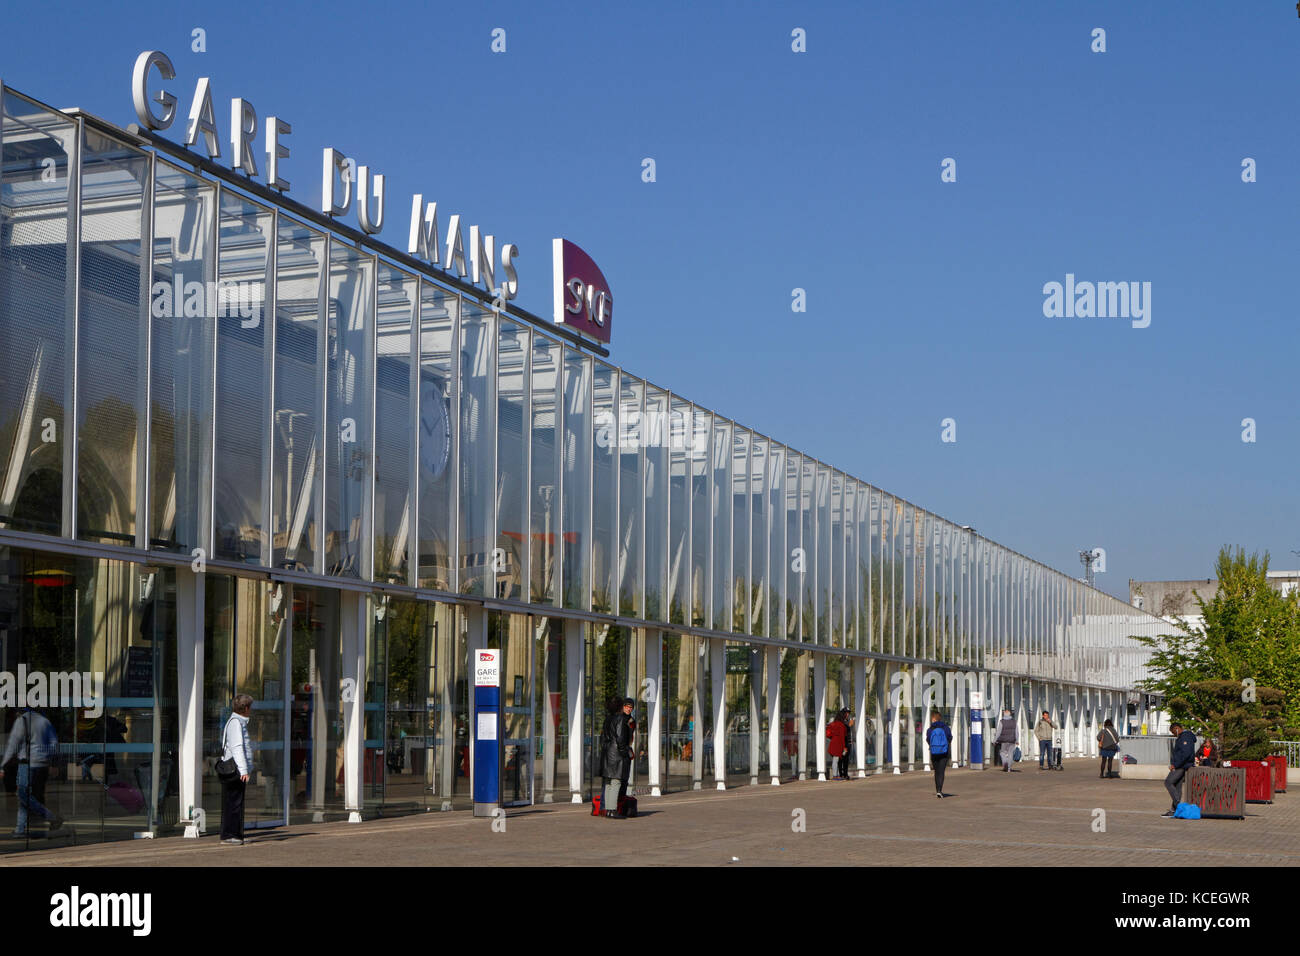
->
[348, 811, 362, 823]
[716, 781, 726, 791]
[770, 777, 781, 786]
[817, 772, 826, 781]
[857, 770, 867, 778]
[570, 793, 583, 804]
[542, 793, 554, 804]
[892, 767, 900, 775]
[651, 786, 662, 797]
[440, 800, 452, 811]
[693, 782, 702, 790]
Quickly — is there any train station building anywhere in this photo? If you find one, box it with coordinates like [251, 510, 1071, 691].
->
[0, 65, 1172, 852]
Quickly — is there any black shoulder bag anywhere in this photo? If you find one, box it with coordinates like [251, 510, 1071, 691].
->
[215, 717, 240, 781]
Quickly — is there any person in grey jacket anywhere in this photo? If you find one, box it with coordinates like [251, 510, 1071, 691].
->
[219, 694, 254, 845]
[1034, 711, 1055, 770]
[1, 708, 63, 836]
[994, 708, 1018, 772]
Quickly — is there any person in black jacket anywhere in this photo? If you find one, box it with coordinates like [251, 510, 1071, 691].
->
[1162, 722, 1198, 817]
[598, 696, 633, 819]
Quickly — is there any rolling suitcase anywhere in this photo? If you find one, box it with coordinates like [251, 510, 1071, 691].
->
[617, 794, 637, 818]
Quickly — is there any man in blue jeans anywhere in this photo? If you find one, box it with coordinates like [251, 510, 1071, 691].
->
[1034, 711, 1055, 770]
[1, 707, 64, 836]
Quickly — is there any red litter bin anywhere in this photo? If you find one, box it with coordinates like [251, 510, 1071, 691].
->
[1264, 754, 1287, 794]
[1225, 760, 1275, 803]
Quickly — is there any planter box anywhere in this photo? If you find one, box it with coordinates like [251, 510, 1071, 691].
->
[1223, 760, 1274, 803]
[1264, 754, 1287, 794]
[1184, 766, 1246, 819]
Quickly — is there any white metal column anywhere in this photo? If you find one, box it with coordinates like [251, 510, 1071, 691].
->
[565, 617, 585, 803]
[340, 591, 368, 822]
[854, 658, 867, 778]
[813, 653, 827, 780]
[175, 568, 205, 837]
[710, 637, 726, 790]
[767, 646, 782, 785]
[647, 629, 663, 797]
[873, 663, 886, 774]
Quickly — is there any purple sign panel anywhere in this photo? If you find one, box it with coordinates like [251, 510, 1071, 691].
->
[553, 238, 613, 344]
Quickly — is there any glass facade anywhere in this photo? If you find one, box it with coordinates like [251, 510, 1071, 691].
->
[0, 87, 1174, 851]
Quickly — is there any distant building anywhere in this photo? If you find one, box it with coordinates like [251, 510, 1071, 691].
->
[1129, 571, 1300, 631]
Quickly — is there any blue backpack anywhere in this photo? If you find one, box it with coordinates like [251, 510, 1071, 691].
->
[928, 725, 949, 755]
[1173, 802, 1201, 820]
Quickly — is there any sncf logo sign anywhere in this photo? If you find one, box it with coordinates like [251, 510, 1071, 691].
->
[553, 238, 612, 344]
[478, 652, 494, 662]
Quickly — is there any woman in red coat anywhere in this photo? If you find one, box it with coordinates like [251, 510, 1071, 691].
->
[826, 708, 851, 779]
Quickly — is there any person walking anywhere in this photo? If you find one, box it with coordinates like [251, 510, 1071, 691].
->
[1034, 711, 1055, 771]
[826, 708, 850, 780]
[1162, 722, 1198, 817]
[1, 707, 63, 836]
[926, 710, 954, 798]
[217, 694, 254, 845]
[1097, 718, 1120, 778]
[598, 696, 632, 819]
[994, 707, 1018, 772]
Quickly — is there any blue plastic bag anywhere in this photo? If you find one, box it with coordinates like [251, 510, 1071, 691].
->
[1173, 802, 1201, 819]
[1012, 746, 1022, 762]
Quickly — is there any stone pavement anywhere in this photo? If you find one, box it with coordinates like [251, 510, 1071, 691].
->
[2, 759, 1295, 867]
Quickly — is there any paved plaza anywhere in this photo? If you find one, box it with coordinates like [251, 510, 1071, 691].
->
[3, 759, 1294, 867]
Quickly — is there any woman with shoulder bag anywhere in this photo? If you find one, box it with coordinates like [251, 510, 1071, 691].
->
[217, 695, 255, 845]
[1097, 718, 1120, 779]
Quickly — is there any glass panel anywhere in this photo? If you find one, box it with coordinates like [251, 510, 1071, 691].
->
[324, 241, 374, 578]
[617, 376, 643, 618]
[591, 363, 615, 613]
[496, 320, 529, 600]
[529, 335, 559, 604]
[532, 618, 565, 803]
[213, 192, 272, 563]
[289, 585, 344, 821]
[417, 282, 456, 590]
[831, 472, 844, 649]
[0, 549, 178, 852]
[561, 348, 590, 610]
[77, 129, 148, 545]
[373, 263, 416, 584]
[766, 444, 785, 641]
[458, 301, 495, 596]
[801, 459, 815, 643]
[371, 596, 435, 814]
[490, 611, 533, 806]
[643, 390, 670, 623]
[204, 575, 284, 828]
[271, 218, 325, 571]
[732, 429, 749, 634]
[749, 436, 767, 638]
[670, 403, 691, 629]
[148, 161, 215, 554]
[691, 409, 710, 628]
[784, 452, 800, 640]
[711, 419, 731, 632]
[0, 93, 74, 536]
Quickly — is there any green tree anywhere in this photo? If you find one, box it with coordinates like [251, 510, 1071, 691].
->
[1132, 546, 1300, 753]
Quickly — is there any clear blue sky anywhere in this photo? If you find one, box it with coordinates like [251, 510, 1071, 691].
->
[6, 0, 1297, 600]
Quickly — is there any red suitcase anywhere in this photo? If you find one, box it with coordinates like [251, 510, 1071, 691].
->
[591, 794, 602, 816]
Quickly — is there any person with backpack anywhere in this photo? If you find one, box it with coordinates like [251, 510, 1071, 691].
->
[826, 708, 851, 780]
[994, 707, 1018, 772]
[1097, 718, 1120, 778]
[1034, 711, 1055, 771]
[926, 710, 954, 797]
